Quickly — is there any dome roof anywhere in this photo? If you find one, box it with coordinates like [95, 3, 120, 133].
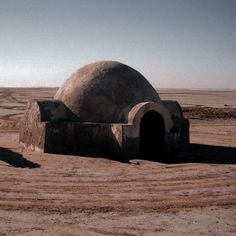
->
[54, 61, 161, 123]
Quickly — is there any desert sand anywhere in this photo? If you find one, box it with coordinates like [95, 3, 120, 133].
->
[0, 88, 235, 236]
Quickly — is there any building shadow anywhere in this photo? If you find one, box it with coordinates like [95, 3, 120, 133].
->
[17, 142, 236, 166]
[0, 147, 41, 168]
[47, 148, 130, 164]
[50, 144, 236, 165]
[167, 144, 236, 164]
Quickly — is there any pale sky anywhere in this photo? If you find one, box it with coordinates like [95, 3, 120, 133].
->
[0, 0, 235, 88]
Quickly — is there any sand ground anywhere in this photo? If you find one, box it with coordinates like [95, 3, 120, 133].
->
[0, 88, 235, 236]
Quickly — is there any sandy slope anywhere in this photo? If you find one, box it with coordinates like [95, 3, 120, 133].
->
[0, 88, 235, 236]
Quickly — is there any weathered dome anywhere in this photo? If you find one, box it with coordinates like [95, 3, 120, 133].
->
[54, 61, 161, 123]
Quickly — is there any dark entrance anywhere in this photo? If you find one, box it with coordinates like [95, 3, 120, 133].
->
[139, 110, 165, 161]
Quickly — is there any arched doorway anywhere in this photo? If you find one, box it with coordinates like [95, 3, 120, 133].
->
[139, 110, 165, 161]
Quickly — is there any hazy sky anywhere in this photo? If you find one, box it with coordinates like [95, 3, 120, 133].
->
[0, 0, 235, 88]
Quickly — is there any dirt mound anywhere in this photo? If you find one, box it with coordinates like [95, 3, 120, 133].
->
[183, 106, 236, 120]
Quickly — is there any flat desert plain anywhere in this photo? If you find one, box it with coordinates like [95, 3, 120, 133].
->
[0, 88, 235, 236]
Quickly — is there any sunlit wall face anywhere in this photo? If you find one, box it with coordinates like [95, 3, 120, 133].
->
[0, 0, 235, 88]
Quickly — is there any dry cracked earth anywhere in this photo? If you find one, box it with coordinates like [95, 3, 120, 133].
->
[0, 88, 235, 236]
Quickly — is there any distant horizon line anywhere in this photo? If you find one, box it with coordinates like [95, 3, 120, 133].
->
[0, 86, 235, 91]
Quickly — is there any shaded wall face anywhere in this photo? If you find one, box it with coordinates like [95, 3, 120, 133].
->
[44, 122, 123, 156]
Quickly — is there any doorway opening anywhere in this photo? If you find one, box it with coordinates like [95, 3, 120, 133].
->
[139, 110, 165, 161]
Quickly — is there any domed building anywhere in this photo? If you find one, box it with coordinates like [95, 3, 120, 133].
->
[20, 61, 189, 160]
